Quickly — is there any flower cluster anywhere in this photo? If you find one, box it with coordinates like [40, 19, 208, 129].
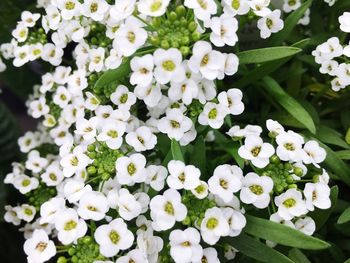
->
[313, 12, 350, 92]
[0, 0, 334, 263]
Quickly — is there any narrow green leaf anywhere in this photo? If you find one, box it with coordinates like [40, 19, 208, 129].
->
[346, 128, 350, 144]
[309, 186, 338, 230]
[94, 59, 131, 89]
[288, 248, 311, 263]
[337, 207, 350, 224]
[223, 234, 294, 263]
[335, 150, 350, 160]
[322, 143, 350, 185]
[171, 139, 184, 162]
[237, 46, 301, 64]
[268, 0, 313, 45]
[262, 76, 316, 133]
[244, 215, 330, 250]
[189, 136, 206, 174]
[316, 126, 350, 149]
[225, 142, 245, 169]
[236, 39, 309, 87]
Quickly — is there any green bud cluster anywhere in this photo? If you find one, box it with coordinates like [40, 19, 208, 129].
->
[181, 193, 216, 227]
[86, 142, 123, 182]
[87, 23, 112, 48]
[27, 184, 57, 210]
[58, 236, 105, 263]
[188, 100, 204, 118]
[149, 5, 201, 56]
[23, 28, 47, 45]
[262, 155, 299, 194]
[49, 101, 63, 121]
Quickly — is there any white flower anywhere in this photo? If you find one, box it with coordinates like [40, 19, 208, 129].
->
[270, 212, 295, 228]
[257, 10, 284, 39]
[194, 247, 220, 263]
[208, 164, 243, 203]
[77, 191, 109, 221]
[12, 24, 28, 42]
[227, 124, 263, 138]
[97, 122, 125, 150]
[114, 17, 148, 56]
[295, 217, 316, 236]
[138, 0, 170, 17]
[29, 97, 50, 118]
[25, 150, 48, 173]
[41, 162, 64, 186]
[169, 227, 203, 263]
[105, 48, 123, 69]
[107, 188, 142, 220]
[53, 85, 72, 108]
[200, 207, 230, 245]
[209, 14, 238, 47]
[4, 205, 21, 226]
[266, 119, 285, 136]
[109, 0, 136, 21]
[304, 182, 331, 211]
[240, 172, 273, 208]
[184, 0, 217, 21]
[63, 178, 92, 203]
[41, 43, 64, 66]
[218, 88, 244, 115]
[150, 189, 187, 231]
[283, 0, 301, 13]
[167, 160, 201, 190]
[24, 229, 56, 263]
[75, 117, 98, 140]
[14, 174, 39, 194]
[276, 131, 305, 162]
[40, 197, 65, 224]
[319, 60, 338, 76]
[116, 249, 147, 263]
[94, 218, 134, 257]
[116, 153, 147, 185]
[197, 79, 216, 104]
[16, 204, 36, 222]
[111, 84, 137, 110]
[157, 108, 192, 140]
[88, 47, 105, 72]
[222, 207, 246, 237]
[339, 12, 350, 33]
[188, 41, 225, 80]
[57, 0, 81, 20]
[130, 54, 154, 87]
[54, 208, 87, 245]
[134, 82, 162, 107]
[302, 140, 327, 167]
[275, 189, 308, 220]
[60, 146, 92, 177]
[238, 135, 275, 168]
[21, 11, 40, 27]
[80, 0, 109, 21]
[153, 48, 185, 84]
[198, 102, 227, 129]
[125, 126, 157, 151]
[168, 79, 199, 105]
[222, 0, 250, 15]
[145, 165, 168, 191]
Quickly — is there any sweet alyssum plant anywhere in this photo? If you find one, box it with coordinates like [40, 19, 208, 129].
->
[1, 0, 347, 262]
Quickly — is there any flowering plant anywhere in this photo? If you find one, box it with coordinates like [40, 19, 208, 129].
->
[0, 0, 350, 262]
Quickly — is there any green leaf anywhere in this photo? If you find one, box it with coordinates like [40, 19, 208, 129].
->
[237, 47, 301, 64]
[268, 0, 313, 45]
[335, 150, 350, 160]
[262, 76, 316, 133]
[171, 139, 184, 162]
[225, 141, 245, 169]
[288, 248, 311, 263]
[309, 186, 338, 230]
[223, 234, 294, 263]
[346, 128, 350, 144]
[236, 39, 310, 88]
[315, 126, 350, 149]
[94, 59, 131, 89]
[244, 215, 330, 250]
[337, 207, 350, 224]
[189, 136, 206, 174]
[322, 143, 350, 185]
